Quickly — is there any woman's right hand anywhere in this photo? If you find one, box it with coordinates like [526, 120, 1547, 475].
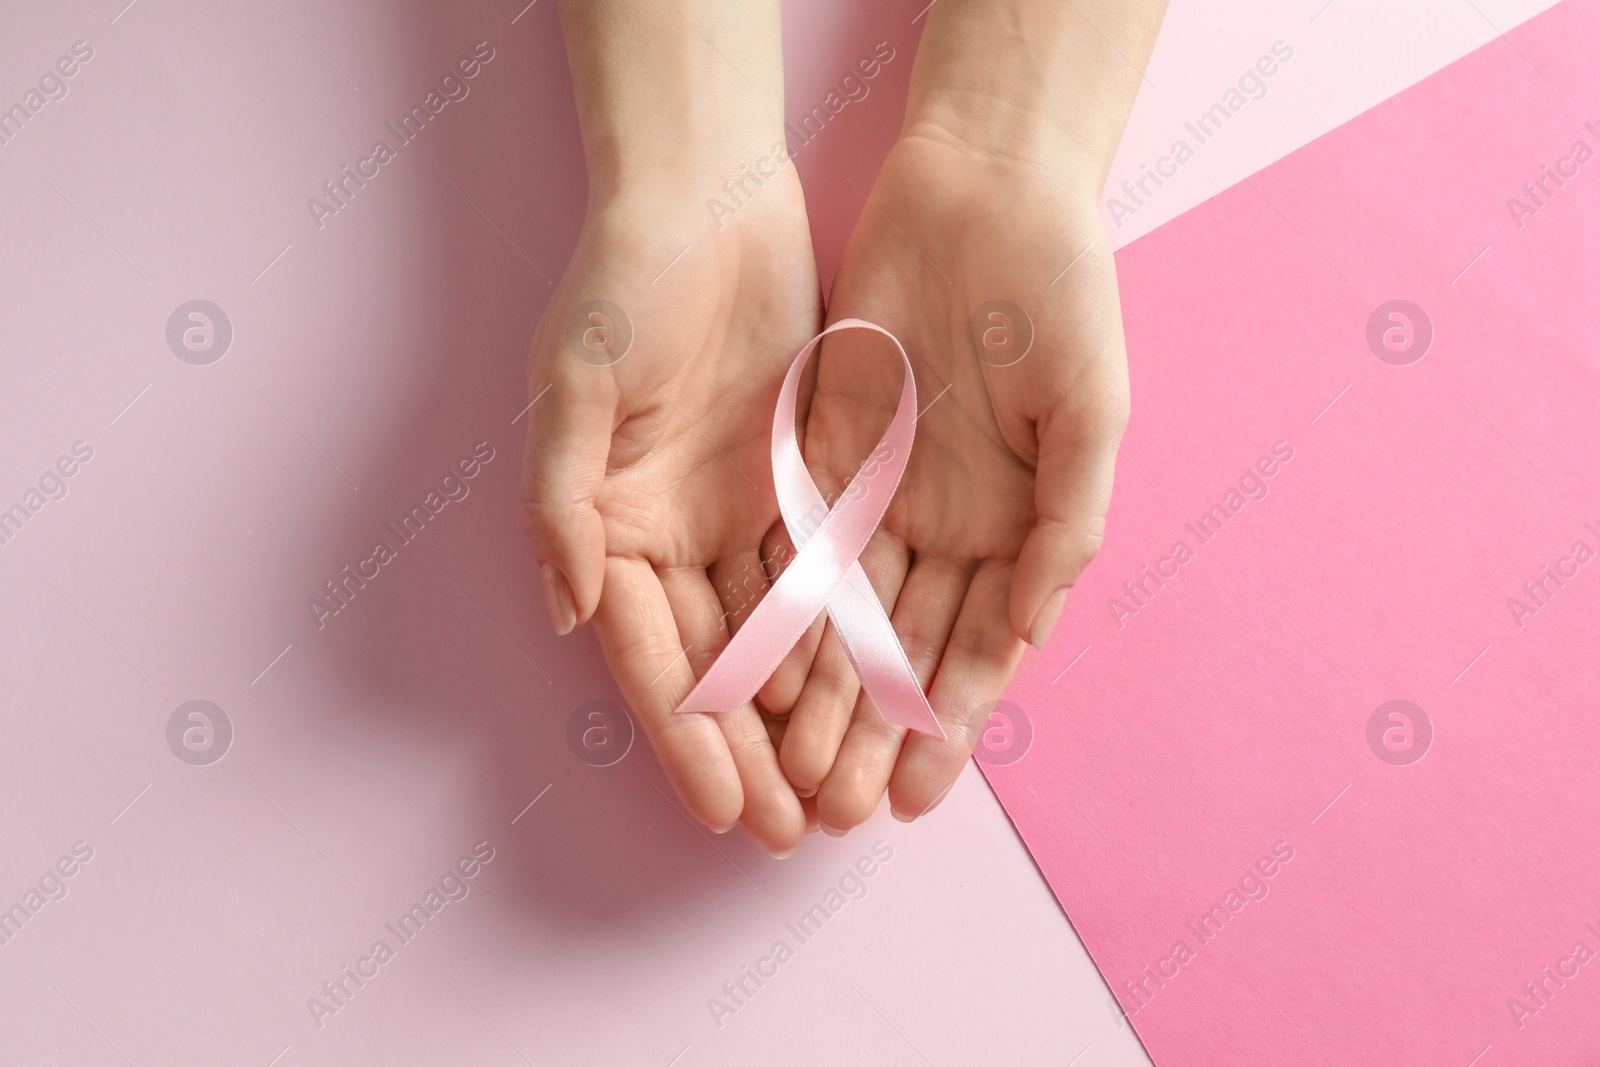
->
[521, 141, 824, 853]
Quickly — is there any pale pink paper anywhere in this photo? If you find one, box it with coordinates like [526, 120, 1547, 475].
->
[983, 2, 1600, 1064]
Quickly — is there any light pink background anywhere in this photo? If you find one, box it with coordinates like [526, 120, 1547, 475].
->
[0, 0, 1562, 1064]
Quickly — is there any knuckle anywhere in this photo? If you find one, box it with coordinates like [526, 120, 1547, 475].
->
[1097, 389, 1132, 438]
[725, 728, 772, 763]
[517, 496, 574, 552]
[805, 653, 862, 711]
[945, 624, 1012, 670]
[1079, 514, 1108, 563]
[517, 501, 550, 552]
[1110, 406, 1132, 440]
[896, 623, 944, 676]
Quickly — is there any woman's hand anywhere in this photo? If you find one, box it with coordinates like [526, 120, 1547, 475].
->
[523, 0, 821, 854]
[779, 0, 1166, 833]
[790, 132, 1128, 830]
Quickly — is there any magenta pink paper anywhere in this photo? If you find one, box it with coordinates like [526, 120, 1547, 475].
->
[986, 2, 1600, 1064]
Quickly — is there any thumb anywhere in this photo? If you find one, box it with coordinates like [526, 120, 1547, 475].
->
[1009, 389, 1126, 649]
[519, 357, 614, 635]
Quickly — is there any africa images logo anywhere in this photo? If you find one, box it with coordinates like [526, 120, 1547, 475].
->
[307, 441, 496, 630]
[305, 842, 496, 1030]
[0, 40, 94, 149]
[706, 842, 894, 1029]
[306, 42, 496, 230]
[166, 700, 233, 766]
[166, 300, 233, 365]
[1366, 700, 1431, 766]
[0, 441, 94, 549]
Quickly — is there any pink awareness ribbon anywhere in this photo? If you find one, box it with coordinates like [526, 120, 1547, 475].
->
[675, 319, 945, 738]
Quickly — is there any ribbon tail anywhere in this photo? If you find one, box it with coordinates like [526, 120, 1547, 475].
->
[825, 563, 946, 738]
[675, 525, 858, 714]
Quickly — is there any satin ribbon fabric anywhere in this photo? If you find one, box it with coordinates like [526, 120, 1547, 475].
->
[675, 319, 946, 738]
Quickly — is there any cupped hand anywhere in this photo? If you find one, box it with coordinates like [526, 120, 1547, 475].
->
[520, 168, 823, 853]
[785, 127, 1131, 831]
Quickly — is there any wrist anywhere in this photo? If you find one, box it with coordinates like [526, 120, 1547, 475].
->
[558, 0, 788, 202]
[902, 0, 1165, 195]
[897, 111, 1106, 205]
[580, 134, 804, 241]
[584, 120, 792, 207]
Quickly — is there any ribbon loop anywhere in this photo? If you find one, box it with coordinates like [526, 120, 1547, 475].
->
[675, 319, 945, 738]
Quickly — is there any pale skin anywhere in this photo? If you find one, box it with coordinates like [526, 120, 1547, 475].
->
[523, 0, 1168, 853]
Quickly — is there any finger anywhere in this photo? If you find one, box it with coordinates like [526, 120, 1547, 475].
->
[660, 565, 804, 855]
[761, 615, 826, 718]
[758, 706, 799, 818]
[813, 551, 969, 832]
[761, 702, 788, 750]
[1009, 384, 1127, 649]
[890, 558, 1027, 820]
[591, 557, 742, 831]
[780, 528, 909, 797]
[708, 545, 822, 723]
[708, 548, 772, 649]
[754, 522, 825, 717]
[519, 331, 616, 634]
[800, 794, 822, 835]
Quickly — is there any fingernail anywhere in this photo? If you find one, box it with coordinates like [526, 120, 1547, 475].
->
[711, 822, 736, 834]
[1030, 586, 1070, 650]
[795, 786, 817, 798]
[893, 781, 954, 823]
[541, 562, 577, 636]
[770, 847, 796, 859]
[820, 823, 847, 838]
[924, 781, 954, 814]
